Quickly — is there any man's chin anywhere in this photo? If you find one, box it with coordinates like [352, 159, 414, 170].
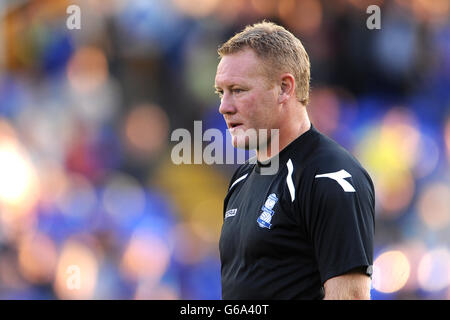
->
[231, 134, 261, 150]
[232, 139, 251, 150]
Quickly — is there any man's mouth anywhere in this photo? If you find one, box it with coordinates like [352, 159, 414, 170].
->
[229, 123, 243, 132]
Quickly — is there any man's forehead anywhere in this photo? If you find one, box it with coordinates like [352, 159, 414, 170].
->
[215, 49, 266, 86]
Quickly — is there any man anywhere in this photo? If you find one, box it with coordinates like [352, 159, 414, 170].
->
[215, 21, 375, 300]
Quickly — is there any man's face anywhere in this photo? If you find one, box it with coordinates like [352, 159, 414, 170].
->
[215, 49, 280, 149]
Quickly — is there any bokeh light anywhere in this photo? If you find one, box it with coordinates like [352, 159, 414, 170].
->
[18, 232, 58, 284]
[278, 0, 323, 35]
[355, 107, 423, 218]
[54, 239, 99, 299]
[55, 173, 97, 219]
[171, 221, 214, 265]
[66, 46, 108, 94]
[0, 142, 36, 205]
[120, 228, 171, 283]
[123, 103, 170, 160]
[413, 133, 440, 179]
[102, 172, 146, 224]
[417, 182, 450, 231]
[373, 250, 411, 294]
[380, 107, 421, 170]
[394, 241, 427, 292]
[37, 164, 70, 209]
[417, 248, 450, 292]
[411, 0, 450, 25]
[0, 138, 40, 222]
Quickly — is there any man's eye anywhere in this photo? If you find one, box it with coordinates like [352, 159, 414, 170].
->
[232, 88, 243, 94]
[215, 90, 223, 97]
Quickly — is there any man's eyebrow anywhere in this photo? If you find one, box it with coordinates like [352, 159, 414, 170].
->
[214, 83, 242, 90]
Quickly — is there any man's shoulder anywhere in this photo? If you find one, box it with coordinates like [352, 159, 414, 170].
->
[311, 133, 362, 170]
[289, 129, 368, 178]
[288, 129, 374, 203]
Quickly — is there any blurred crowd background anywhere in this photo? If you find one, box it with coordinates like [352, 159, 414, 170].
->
[0, 0, 449, 300]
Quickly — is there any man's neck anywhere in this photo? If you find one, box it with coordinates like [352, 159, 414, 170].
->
[257, 114, 311, 162]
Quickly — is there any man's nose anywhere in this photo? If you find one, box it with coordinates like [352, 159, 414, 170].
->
[219, 94, 236, 115]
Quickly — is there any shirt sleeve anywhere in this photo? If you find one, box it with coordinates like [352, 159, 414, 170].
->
[305, 164, 375, 285]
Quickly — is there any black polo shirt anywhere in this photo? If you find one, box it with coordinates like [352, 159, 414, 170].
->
[219, 124, 375, 300]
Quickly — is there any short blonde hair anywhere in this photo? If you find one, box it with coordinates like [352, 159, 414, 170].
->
[218, 21, 311, 106]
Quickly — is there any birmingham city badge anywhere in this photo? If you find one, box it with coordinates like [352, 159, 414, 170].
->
[257, 193, 279, 229]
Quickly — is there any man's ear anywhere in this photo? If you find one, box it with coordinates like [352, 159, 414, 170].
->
[278, 73, 295, 104]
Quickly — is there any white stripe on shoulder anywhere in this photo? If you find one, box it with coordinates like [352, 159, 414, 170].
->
[229, 173, 248, 190]
[247, 155, 258, 164]
[286, 159, 295, 202]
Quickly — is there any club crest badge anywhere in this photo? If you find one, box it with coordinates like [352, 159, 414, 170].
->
[257, 193, 278, 229]
[225, 208, 237, 219]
